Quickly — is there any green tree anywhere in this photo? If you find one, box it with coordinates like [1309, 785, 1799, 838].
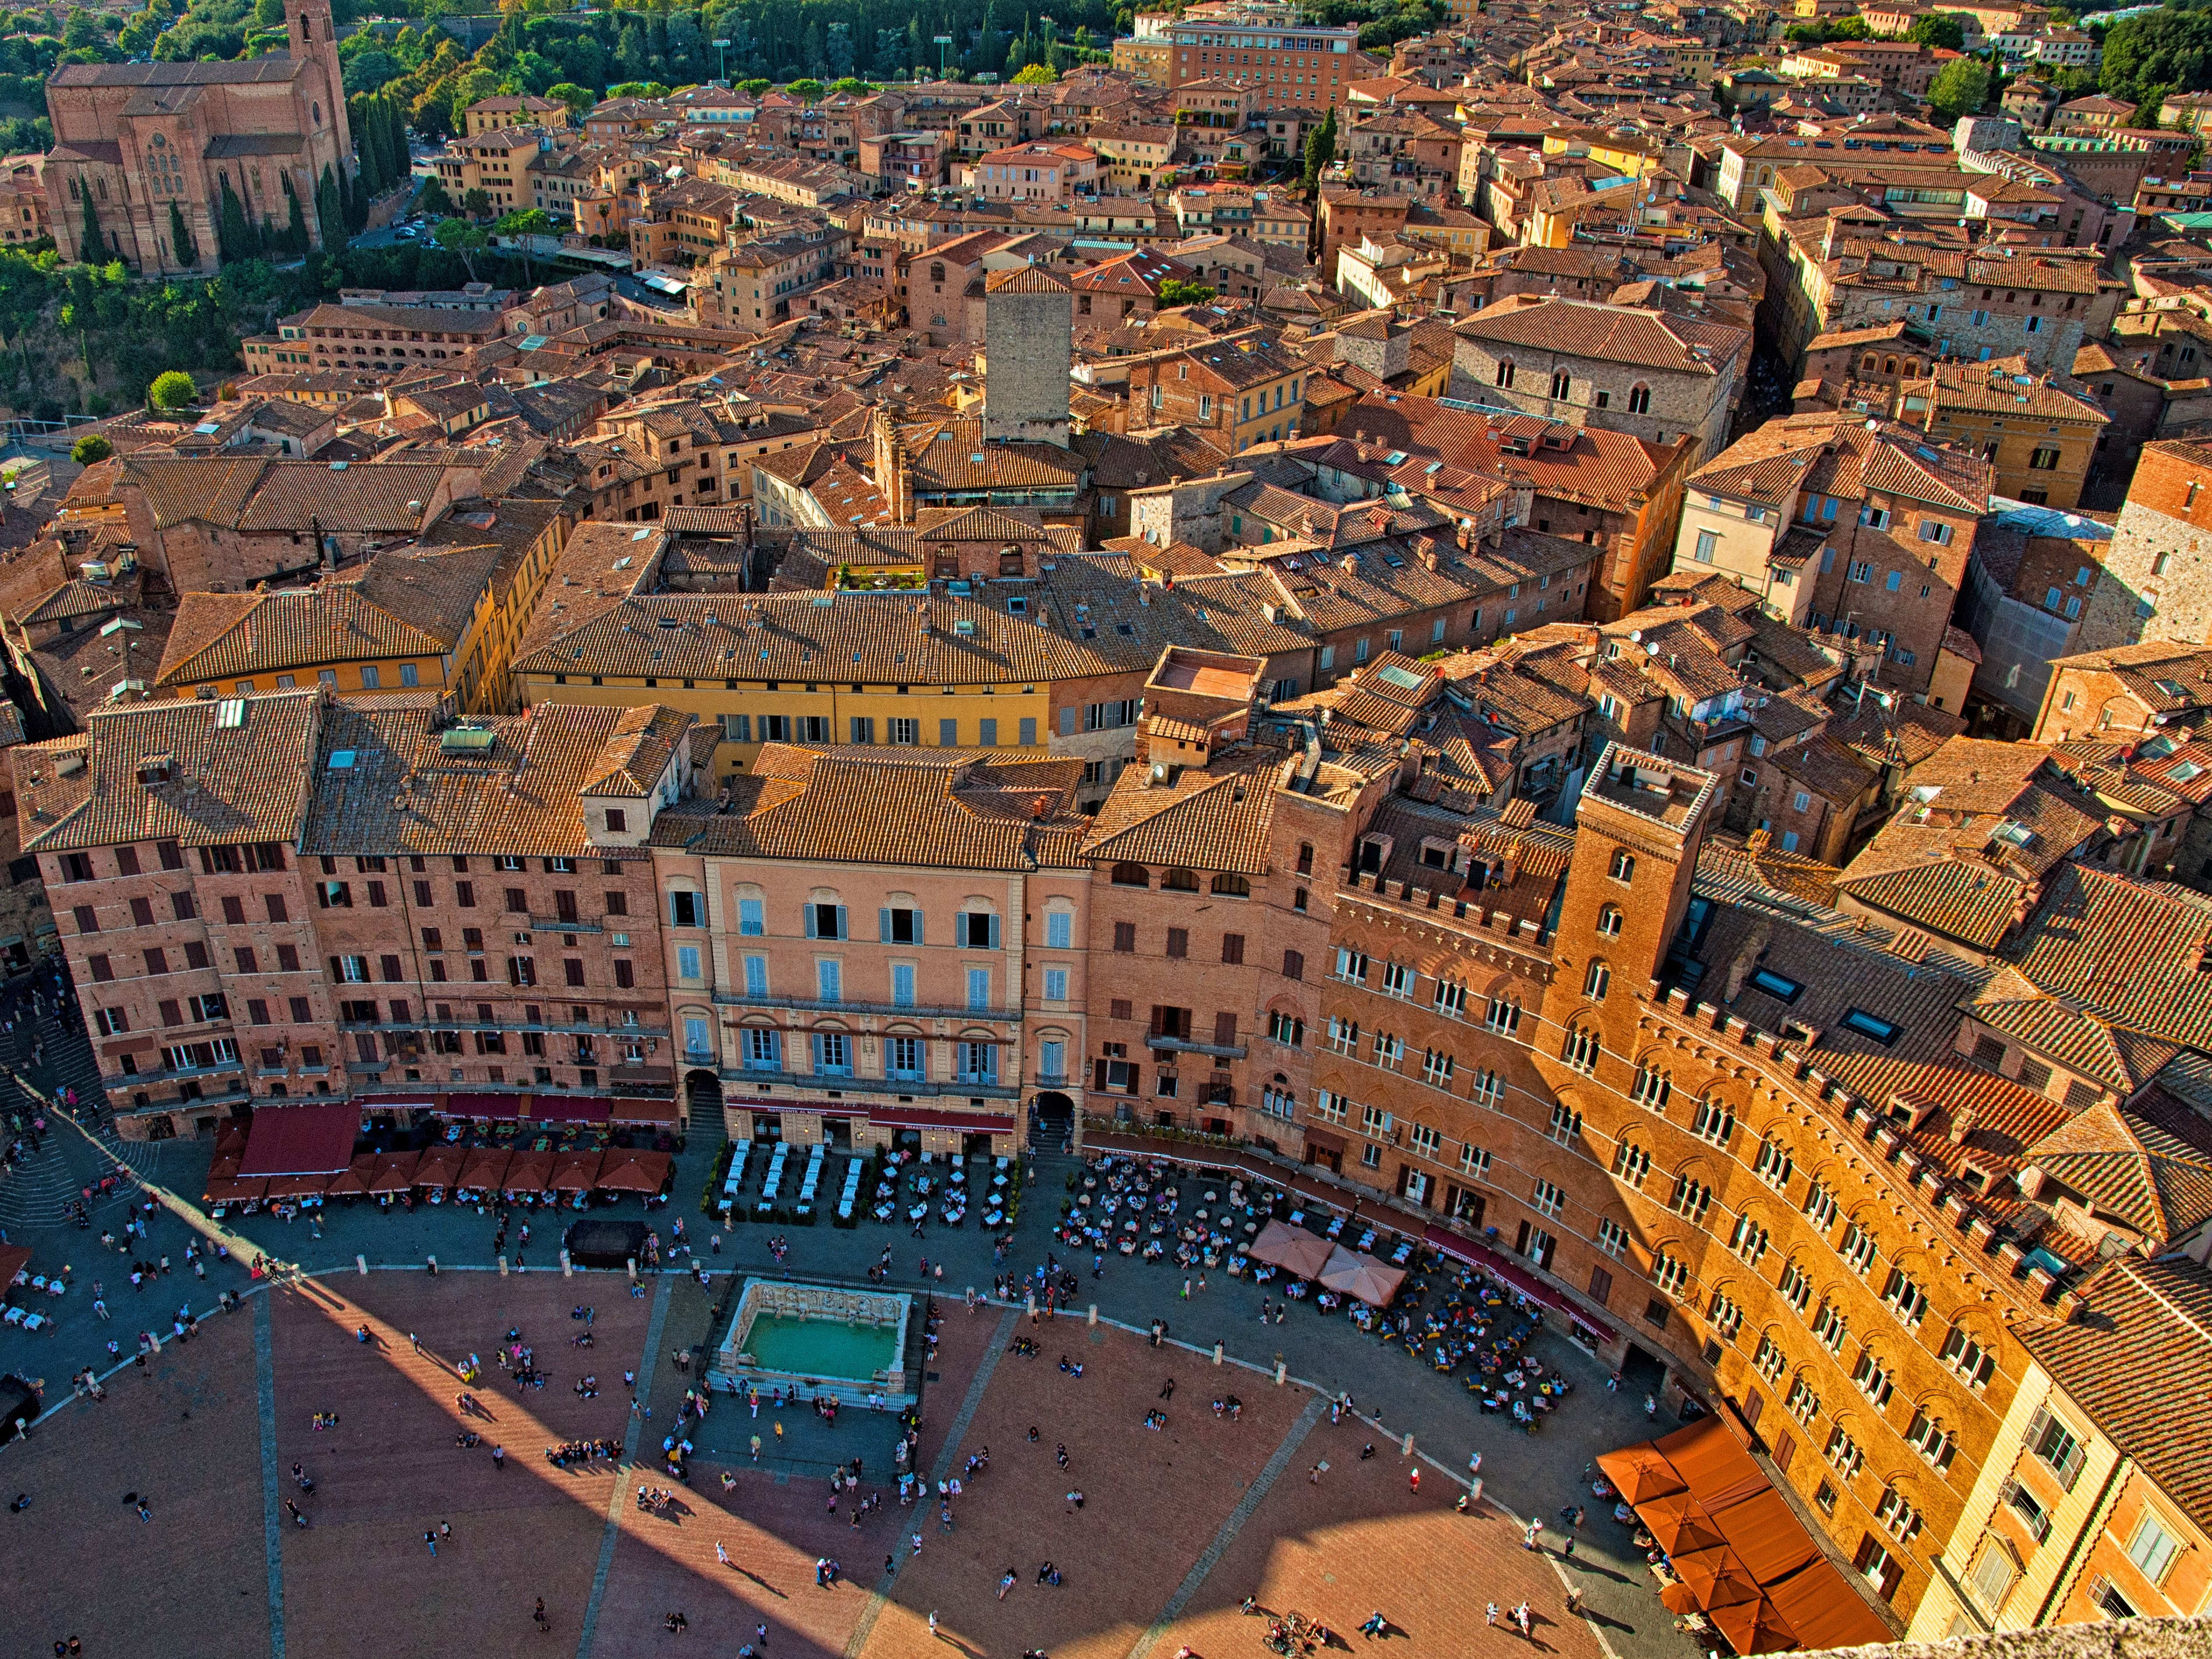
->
[546, 80, 595, 115]
[1928, 56, 1992, 123]
[786, 77, 824, 101]
[1906, 12, 1968, 50]
[418, 173, 456, 217]
[1301, 105, 1336, 190]
[168, 199, 197, 269]
[70, 432, 112, 464]
[77, 183, 104, 265]
[493, 206, 558, 281]
[282, 174, 309, 257]
[2100, 6, 2212, 106]
[432, 214, 487, 281]
[315, 161, 345, 250]
[462, 185, 492, 219]
[1156, 277, 1216, 306]
[217, 174, 254, 262]
[736, 77, 771, 94]
[1011, 61, 1056, 83]
[148, 368, 196, 409]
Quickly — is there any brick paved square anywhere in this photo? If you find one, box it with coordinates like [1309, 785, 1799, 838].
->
[0, 1277, 1627, 1659]
[0, 1305, 269, 1659]
[1145, 1414, 1607, 1659]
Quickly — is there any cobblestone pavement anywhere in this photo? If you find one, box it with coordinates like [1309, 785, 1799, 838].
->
[1, 1050, 1701, 1659]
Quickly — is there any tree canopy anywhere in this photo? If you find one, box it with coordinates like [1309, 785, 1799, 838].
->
[1928, 56, 1992, 123]
[147, 369, 196, 410]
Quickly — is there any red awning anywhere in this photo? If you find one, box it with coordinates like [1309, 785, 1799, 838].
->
[530, 1096, 611, 1124]
[0, 1242, 31, 1287]
[444, 1094, 523, 1121]
[1421, 1223, 1564, 1311]
[611, 1097, 679, 1124]
[869, 1106, 1018, 1134]
[238, 1104, 357, 1177]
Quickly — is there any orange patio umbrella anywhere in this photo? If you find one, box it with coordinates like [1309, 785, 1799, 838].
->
[1707, 1596, 1797, 1655]
[1641, 1489, 1729, 1556]
[1660, 1581, 1702, 1616]
[1666, 1545, 1765, 1612]
[1596, 1442, 1688, 1506]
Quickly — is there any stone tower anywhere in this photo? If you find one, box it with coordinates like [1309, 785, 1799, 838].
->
[287, 0, 352, 177]
[982, 262, 1073, 449]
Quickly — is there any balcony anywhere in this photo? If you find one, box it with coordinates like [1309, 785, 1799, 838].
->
[1036, 1072, 1071, 1088]
[717, 1065, 1019, 1102]
[530, 915, 605, 934]
[340, 1017, 668, 1039]
[1145, 1033, 1247, 1061]
[711, 991, 1025, 1021]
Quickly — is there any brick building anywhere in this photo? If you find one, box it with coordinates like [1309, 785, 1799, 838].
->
[2082, 439, 2212, 652]
[44, 0, 352, 275]
[17, 687, 696, 1140]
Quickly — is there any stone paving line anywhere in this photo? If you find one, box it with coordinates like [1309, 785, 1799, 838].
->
[842, 1304, 1020, 1659]
[574, 1272, 675, 1659]
[1123, 1390, 1329, 1659]
[255, 1292, 288, 1659]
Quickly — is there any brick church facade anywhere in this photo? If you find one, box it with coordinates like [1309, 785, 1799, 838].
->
[43, 0, 351, 276]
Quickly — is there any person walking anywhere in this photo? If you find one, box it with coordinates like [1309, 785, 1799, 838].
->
[927, 1612, 939, 1640]
[425, 1530, 438, 1557]
[534, 1597, 549, 1633]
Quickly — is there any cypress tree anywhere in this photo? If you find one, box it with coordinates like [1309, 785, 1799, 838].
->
[385, 97, 410, 192]
[76, 179, 104, 263]
[168, 200, 197, 269]
[217, 176, 252, 263]
[316, 163, 343, 250]
[344, 164, 368, 233]
[283, 174, 309, 256]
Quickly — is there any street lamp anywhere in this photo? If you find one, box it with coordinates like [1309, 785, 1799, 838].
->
[934, 34, 954, 80]
[712, 38, 730, 84]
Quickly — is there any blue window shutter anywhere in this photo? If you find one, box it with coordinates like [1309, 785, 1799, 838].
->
[1059, 707, 1075, 737]
[1020, 716, 1037, 746]
[989, 914, 1002, 949]
[913, 910, 925, 945]
[804, 906, 817, 938]
[835, 905, 848, 940]
[880, 907, 892, 942]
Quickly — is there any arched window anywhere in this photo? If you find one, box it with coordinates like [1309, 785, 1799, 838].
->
[1608, 848, 1635, 883]
[929, 262, 945, 283]
[312, 101, 320, 127]
[1903, 358, 1921, 376]
[1597, 903, 1622, 937]
[1110, 862, 1150, 888]
[1210, 872, 1250, 896]
[1562, 1024, 1599, 1074]
[1160, 867, 1201, 892]
[1883, 356, 1897, 375]
[1630, 1060, 1671, 1110]
[1495, 358, 1515, 389]
[1627, 382, 1652, 414]
[1550, 368, 1571, 400]
[1860, 352, 1878, 372]
[1584, 959, 1611, 1001]
[298, 10, 311, 37]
